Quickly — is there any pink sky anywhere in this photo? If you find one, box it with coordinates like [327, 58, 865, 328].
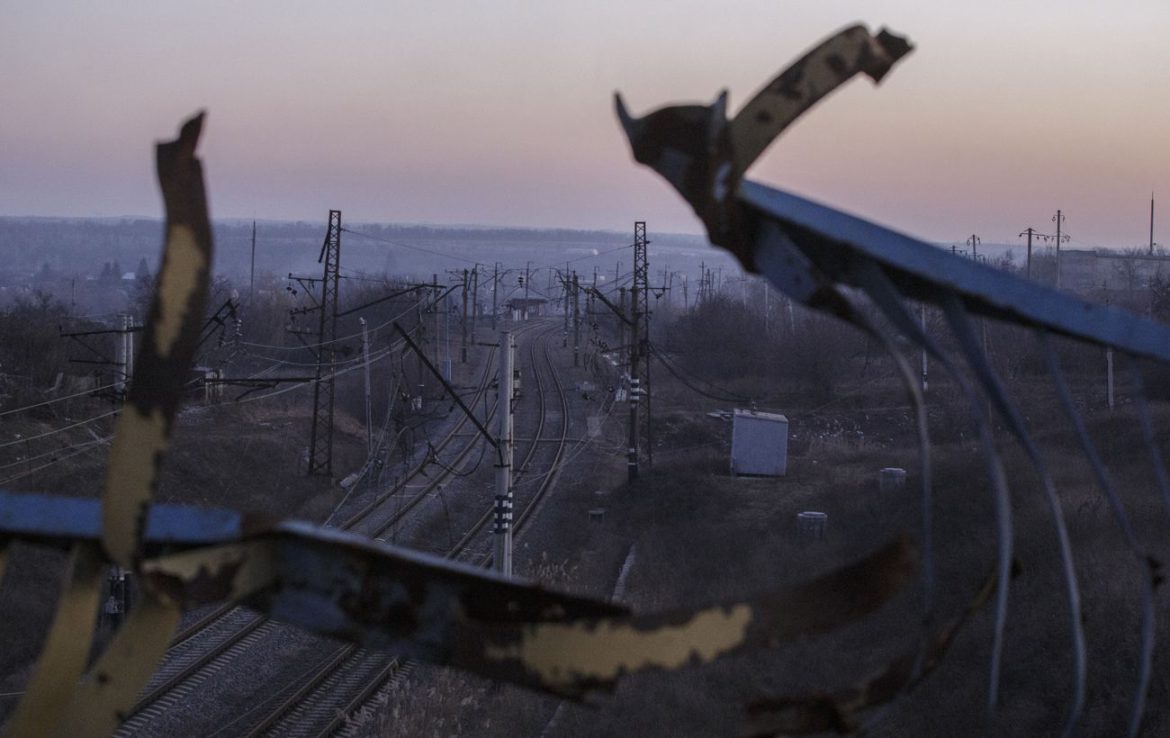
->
[3, 1, 1170, 248]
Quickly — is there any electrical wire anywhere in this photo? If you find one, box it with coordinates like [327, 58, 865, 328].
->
[0, 435, 113, 486]
[0, 381, 120, 418]
[0, 409, 120, 449]
[340, 226, 484, 266]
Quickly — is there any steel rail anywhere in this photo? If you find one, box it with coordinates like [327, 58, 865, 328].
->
[246, 322, 573, 738]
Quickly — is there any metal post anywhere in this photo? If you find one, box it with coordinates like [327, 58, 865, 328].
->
[494, 331, 514, 575]
[360, 317, 372, 458]
[432, 274, 441, 371]
[628, 276, 639, 482]
[573, 272, 580, 367]
[301, 210, 343, 477]
[250, 220, 256, 302]
[618, 287, 627, 371]
[471, 265, 480, 331]
[491, 263, 499, 332]
[115, 314, 133, 396]
[1054, 209, 1065, 289]
[460, 268, 469, 363]
[307, 210, 342, 477]
[523, 261, 531, 321]
[1107, 346, 1115, 410]
[562, 271, 570, 344]
[920, 303, 928, 392]
[1020, 227, 1034, 279]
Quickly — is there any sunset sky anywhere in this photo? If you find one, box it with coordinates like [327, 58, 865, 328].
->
[3, 1, 1170, 248]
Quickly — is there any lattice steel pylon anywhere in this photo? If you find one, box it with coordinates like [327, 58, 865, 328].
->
[632, 221, 653, 468]
[308, 209, 342, 476]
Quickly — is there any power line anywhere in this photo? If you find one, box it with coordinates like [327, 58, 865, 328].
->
[340, 227, 483, 266]
[0, 382, 120, 418]
[0, 409, 120, 449]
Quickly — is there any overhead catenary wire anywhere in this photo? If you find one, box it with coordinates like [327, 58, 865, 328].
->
[0, 409, 120, 449]
[0, 435, 113, 486]
[0, 381, 121, 418]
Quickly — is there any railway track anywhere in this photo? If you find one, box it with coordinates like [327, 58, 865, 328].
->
[234, 322, 576, 738]
[114, 331, 513, 737]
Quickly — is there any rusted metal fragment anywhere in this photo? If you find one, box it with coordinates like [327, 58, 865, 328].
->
[249, 522, 627, 651]
[141, 539, 276, 608]
[50, 591, 181, 738]
[745, 568, 999, 736]
[102, 112, 213, 568]
[450, 537, 916, 697]
[731, 26, 911, 176]
[615, 24, 910, 268]
[1, 542, 104, 738]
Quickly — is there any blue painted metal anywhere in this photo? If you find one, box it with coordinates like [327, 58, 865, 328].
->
[741, 180, 1170, 362]
[0, 491, 243, 547]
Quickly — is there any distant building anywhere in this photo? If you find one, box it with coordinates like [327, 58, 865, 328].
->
[506, 297, 547, 320]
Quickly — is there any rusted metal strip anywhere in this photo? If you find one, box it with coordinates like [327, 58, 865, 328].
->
[1, 542, 104, 738]
[49, 591, 182, 738]
[730, 25, 911, 176]
[449, 538, 915, 697]
[615, 25, 910, 267]
[246, 521, 629, 631]
[101, 112, 213, 568]
[745, 568, 1000, 736]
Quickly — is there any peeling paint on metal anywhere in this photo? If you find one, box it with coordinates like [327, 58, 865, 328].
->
[102, 406, 170, 567]
[485, 604, 753, 684]
[142, 540, 276, 607]
[1, 543, 104, 738]
[152, 224, 207, 360]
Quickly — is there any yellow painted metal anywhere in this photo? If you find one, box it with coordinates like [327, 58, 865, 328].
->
[731, 25, 909, 177]
[2, 542, 104, 738]
[49, 591, 181, 738]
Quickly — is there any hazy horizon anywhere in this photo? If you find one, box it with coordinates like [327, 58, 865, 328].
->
[4, 2, 1170, 249]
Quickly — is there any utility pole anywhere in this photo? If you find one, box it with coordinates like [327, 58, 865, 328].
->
[618, 286, 627, 371]
[967, 234, 980, 263]
[572, 272, 581, 367]
[432, 274, 441, 373]
[562, 271, 570, 343]
[249, 220, 256, 302]
[920, 304, 928, 393]
[1151, 194, 1156, 256]
[627, 274, 639, 482]
[1020, 227, 1037, 279]
[460, 268, 469, 363]
[471, 265, 480, 331]
[491, 263, 499, 332]
[632, 221, 653, 470]
[523, 261, 531, 321]
[360, 317, 372, 458]
[115, 314, 134, 396]
[494, 331, 514, 576]
[307, 210, 342, 477]
[1053, 209, 1066, 288]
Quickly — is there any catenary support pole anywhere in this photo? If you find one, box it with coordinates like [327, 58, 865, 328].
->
[494, 331, 514, 575]
[360, 317, 372, 458]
